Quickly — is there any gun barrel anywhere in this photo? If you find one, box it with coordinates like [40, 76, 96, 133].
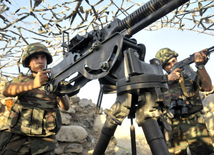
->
[117, 0, 189, 37]
[118, 0, 172, 31]
[200, 45, 214, 56]
[207, 45, 214, 53]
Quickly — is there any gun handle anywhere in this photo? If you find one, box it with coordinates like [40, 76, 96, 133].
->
[60, 95, 70, 111]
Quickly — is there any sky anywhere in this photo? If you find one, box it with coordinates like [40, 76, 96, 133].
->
[1, 0, 214, 123]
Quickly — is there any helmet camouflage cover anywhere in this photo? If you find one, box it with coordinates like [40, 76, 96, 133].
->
[22, 43, 53, 67]
[155, 48, 178, 68]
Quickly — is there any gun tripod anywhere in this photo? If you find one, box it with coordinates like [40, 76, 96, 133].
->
[93, 73, 170, 155]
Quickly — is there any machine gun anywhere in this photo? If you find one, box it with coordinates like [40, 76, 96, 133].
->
[45, 0, 189, 154]
[170, 45, 214, 81]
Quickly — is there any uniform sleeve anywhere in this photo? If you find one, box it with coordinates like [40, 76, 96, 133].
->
[4, 77, 20, 87]
[4, 76, 31, 98]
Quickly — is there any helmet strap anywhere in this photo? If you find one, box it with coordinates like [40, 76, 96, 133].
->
[31, 70, 38, 74]
[29, 65, 47, 75]
[28, 66, 37, 75]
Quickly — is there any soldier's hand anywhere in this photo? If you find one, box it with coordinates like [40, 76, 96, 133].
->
[33, 70, 50, 88]
[194, 51, 207, 66]
[168, 68, 181, 81]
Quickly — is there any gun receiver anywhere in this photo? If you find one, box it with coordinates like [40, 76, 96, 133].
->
[170, 45, 214, 81]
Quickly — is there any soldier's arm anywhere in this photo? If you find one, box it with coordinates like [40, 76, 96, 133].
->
[3, 70, 50, 97]
[197, 68, 212, 91]
[58, 95, 70, 111]
[194, 52, 213, 91]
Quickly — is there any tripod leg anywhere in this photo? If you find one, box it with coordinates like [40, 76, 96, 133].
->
[93, 119, 117, 155]
[141, 118, 169, 155]
[136, 91, 169, 155]
[130, 118, 137, 155]
[93, 93, 132, 155]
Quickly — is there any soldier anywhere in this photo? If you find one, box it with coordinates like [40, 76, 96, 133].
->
[0, 43, 70, 155]
[155, 48, 214, 155]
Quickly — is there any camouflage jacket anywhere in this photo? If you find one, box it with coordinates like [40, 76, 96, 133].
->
[6, 74, 62, 137]
[164, 71, 203, 115]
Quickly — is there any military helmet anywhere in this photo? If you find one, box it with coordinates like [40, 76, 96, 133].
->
[22, 43, 53, 67]
[155, 48, 178, 68]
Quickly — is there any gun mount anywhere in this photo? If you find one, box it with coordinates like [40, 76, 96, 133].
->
[45, 0, 189, 154]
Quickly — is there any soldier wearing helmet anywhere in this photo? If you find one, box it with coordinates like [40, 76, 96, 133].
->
[1, 43, 70, 155]
[155, 48, 214, 155]
[155, 48, 178, 70]
[22, 42, 53, 68]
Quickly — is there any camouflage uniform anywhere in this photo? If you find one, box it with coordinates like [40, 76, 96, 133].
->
[156, 48, 214, 155]
[0, 43, 61, 155]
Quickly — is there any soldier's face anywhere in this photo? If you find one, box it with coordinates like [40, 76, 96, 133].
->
[164, 57, 178, 72]
[29, 54, 47, 72]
